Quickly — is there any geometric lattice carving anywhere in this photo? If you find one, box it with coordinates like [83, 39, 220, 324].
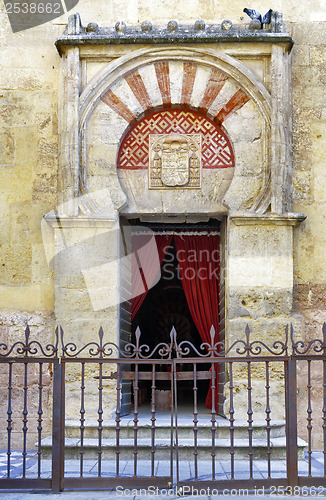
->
[117, 108, 235, 170]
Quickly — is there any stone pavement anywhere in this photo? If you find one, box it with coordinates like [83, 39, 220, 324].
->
[0, 452, 326, 499]
[0, 452, 325, 481]
[1, 491, 326, 500]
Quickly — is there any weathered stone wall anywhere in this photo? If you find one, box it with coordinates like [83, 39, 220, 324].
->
[0, 312, 54, 448]
[290, 21, 326, 448]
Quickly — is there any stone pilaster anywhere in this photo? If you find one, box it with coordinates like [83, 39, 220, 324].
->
[58, 45, 81, 215]
[44, 214, 122, 418]
[224, 214, 305, 420]
[271, 44, 292, 213]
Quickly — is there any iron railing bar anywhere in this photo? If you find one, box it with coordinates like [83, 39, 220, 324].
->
[0, 358, 58, 364]
[211, 362, 216, 481]
[22, 361, 28, 479]
[285, 358, 298, 487]
[290, 355, 326, 361]
[323, 359, 326, 477]
[265, 360, 271, 479]
[115, 363, 121, 477]
[193, 362, 198, 481]
[229, 361, 235, 480]
[60, 358, 174, 365]
[173, 360, 179, 486]
[37, 362, 43, 479]
[307, 359, 312, 477]
[59, 356, 293, 365]
[133, 363, 139, 477]
[247, 360, 253, 480]
[52, 360, 65, 493]
[173, 356, 291, 363]
[80, 362, 85, 477]
[7, 362, 13, 479]
[150, 364, 156, 477]
[97, 361, 103, 477]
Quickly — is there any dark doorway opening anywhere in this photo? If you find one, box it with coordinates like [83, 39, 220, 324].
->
[132, 237, 211, 407]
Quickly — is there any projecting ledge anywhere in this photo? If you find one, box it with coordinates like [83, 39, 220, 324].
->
[229, 213, 307, 227]
[43, 214, 118, 228]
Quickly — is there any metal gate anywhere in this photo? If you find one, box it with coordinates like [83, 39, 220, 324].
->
[1, 324, 326, 492]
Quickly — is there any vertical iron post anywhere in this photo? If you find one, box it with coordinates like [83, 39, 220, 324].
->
[285, 357, 298, 487]
[52, 360, 65, 492]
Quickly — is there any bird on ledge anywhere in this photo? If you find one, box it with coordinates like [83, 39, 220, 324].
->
[243, 8, 273, 28]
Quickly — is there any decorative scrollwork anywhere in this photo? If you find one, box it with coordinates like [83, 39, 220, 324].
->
[2, 322, 326, 360]
[0, 326, 59, 358]
[291, 323, 326, 355]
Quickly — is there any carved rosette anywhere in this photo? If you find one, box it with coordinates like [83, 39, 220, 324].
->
[149, 134, 201, 189]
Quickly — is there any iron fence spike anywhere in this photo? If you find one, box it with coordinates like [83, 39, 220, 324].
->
[245, 324, 250, 340]
[170, 326, 177, 357]
[210, 325, 216, 346]
[285, 324, 289, 352]
[60, 327, 65, 356]
[54, 326, 59, 352]
[135, 326, 141, 346]
[99, 326, 104, 342]
[24, 325, 30, 346]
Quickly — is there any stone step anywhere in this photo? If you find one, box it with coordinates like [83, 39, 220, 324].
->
[64, 418, 286, 440]
[41, 435, 307, 461]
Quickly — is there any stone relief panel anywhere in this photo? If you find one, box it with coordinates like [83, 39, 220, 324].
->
[149, 134, 201, 189]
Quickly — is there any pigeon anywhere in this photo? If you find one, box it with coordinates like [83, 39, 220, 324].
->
[243, 8, 273, 27]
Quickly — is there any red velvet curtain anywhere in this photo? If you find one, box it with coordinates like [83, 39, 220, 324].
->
[174, 233, 220, 411]
[131, 233, 173, 320]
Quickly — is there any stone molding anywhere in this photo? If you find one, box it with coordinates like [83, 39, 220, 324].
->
[229, 213, 307, 226]
[43, 214, 117, 228]
[55, 13, 293, 55]
[79, 46, 272, 128]
[57, 28, 294, 218]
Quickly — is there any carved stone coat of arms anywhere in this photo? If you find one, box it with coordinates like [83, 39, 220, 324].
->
[149, 134, 201, 189]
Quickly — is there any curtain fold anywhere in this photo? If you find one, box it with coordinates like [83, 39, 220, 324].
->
[174, 233, 220, 411]
[131, 233, 173, 321]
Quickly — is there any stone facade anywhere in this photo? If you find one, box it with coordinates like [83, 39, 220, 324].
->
[1, 0, 326, 444]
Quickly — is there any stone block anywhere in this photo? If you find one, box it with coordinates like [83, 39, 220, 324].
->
[226, 317, 297, 351]
[57, 317, 119, 348]
[31, 243, 53, 285]
[0, 129, 15, 167]
[0, 284, 53, 312]
[233, 140, 264, 176]
[292, 170, 312, 202]
[224, 378, 286, 421]
[310, 46, 326, 66]
[292, 44, 310, 66]
[228, 289, 293, 319]
[223, 175, 263, 211]
[311, 122, 326, 203]
[291, 23, 326, 46]
[293, 85, 326, 108]
[294, 284, 326, 312]
[0, 242, 32, 285]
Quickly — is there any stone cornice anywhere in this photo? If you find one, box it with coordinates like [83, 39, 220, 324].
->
[43, 214, 117, 228]
[55, 13, 294, 55]
[56, 31, 294, 54]
[229, 213, 307, 226]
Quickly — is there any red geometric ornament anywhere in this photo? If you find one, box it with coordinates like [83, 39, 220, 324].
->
[117, 108, 235, 170]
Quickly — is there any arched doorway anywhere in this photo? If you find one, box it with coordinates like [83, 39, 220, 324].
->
[129, 223, 224, 414]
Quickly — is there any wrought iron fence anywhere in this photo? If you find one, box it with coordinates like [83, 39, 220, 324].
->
[0, 324, 326, 492]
